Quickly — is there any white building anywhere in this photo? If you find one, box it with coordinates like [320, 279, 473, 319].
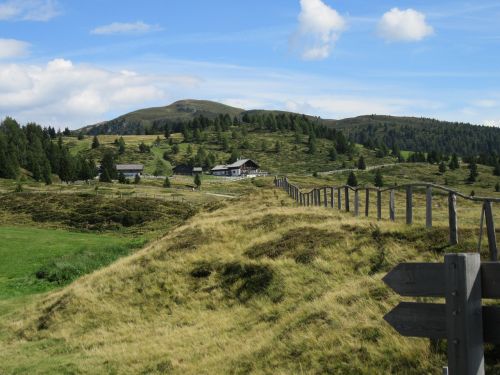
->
[211, 159, 260, 177]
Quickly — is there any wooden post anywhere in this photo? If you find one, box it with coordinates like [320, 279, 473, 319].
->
[307, 193, 310, 207]
[426, 186, 433, 228]
[406, 185, 413, 225]
[389, 189, 395, 221]
[365, 188, 370, 217]
[449, 193, 458, 246]
[345, 187, 350, 212]
[324, 187, 328, 208]
[337, 188, 342, 210]
[317, 189, 321, 206]
[444, 253, 485, 375]
[330, 187, 334, 208]
[483, 201, 498, 261]
[377, 189, 382, 220]
[354, 189, 359, 216]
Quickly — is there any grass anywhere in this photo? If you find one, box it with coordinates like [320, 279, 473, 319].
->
[2, 185, 499, 374]
[0, 226, 141, 300]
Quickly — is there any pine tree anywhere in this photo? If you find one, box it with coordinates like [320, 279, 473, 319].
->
[374, 169, 383, 187]
[164, 125, 171, 139]
[91, 135, 100, 149]
[347, 171, 358, 186]
[100, 168, 112, 183]
[328, 146, 337, 161]
[163, 176, 171, 188]
[100, 151, 117, 181]
[307, 134, 317, 154]
[449, 153, 459, 170]
[194, 173, 201, 189]
[118, 137, 126, 154]
[439, 161, 447, 174]
[118, 172, 127, 184]
[357, 156, 366, 170]
[467, 159, 479, 183]
[172, 143, 180, 154]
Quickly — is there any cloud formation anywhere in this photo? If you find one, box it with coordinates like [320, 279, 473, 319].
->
[0, 59, 200, 127]
[91, 21, 162, 35]
[378, 8, 434, 42]
[0, 38, 30, 59]
[0, 0, 60, 21]
[292, 0, 346, 60]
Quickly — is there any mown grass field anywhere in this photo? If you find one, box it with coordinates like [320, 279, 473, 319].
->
[0, 183, 499, 374]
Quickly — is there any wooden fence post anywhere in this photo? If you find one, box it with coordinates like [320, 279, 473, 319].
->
[354, 189, 360, 216]
[426, 186, 433, 228]
[389, 189, 395, 221]
[406, 185, 413, 225]
[307, 192, 310, 207]
[444, 253, 485, 375]
[337, 188, 342, 210]
[330, 187, 335, 208]
[317, 189, 321, 206]
[324, 187, 328, 208]
[483, 201, 498, 261]
[365, 188, 370, 217]
[449, 192, 458, 246]
[345, 187, 350, 212]
[377, 189, 382, 220]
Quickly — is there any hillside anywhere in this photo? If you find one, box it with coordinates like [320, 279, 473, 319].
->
[80, 100, 245, 135]
[78, 100, 500, 158]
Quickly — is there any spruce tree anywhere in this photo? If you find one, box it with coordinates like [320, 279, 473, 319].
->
[163, 176, 171, 188]
[374, 169, 383, 187]
[118, 137, 126, 154]
[100, 151, 117, 181]
[328, 146, 337, 161]
[118, 172, 127, 184]
[439, 161, 447, 174]
[357, 156, 366, 170]
[164, 125, 171, 139]
[307, 134, 317, 154]
[347, 171, 358, 186]
[467, 160, 479, 183]
[449, 153, 459, 170]
[91, 135, 100, 149]
[194, 173, 201, 189]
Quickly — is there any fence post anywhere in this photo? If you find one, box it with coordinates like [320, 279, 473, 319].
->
[306, 192, 309, 207]
[345, 187, 350, 212]
[365, 188, 370, 217]
[377, 189, 382, 220]
[426, 186, 433, 228]
[354, 189, 359, 216]
[337, 188, 342, 210]
[406, 185, 413, 225]
[444, 253, 485, 375]
[324, 187, 328, 208]
[317, 189, 321, 206]
[483, 201, 498, 261]
[449, 192, 458, 246]
[330, 187, 335, 208]
[389, 189, 395, 221]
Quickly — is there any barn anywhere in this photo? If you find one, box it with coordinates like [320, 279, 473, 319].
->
[211, 159, 260, 177]
[116, 164, 144, 177]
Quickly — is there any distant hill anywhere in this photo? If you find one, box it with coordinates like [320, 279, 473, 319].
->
[80, 99, 245, 135]
[78, 99, 500, 157]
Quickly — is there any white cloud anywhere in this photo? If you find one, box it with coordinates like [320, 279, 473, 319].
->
[378, 8, 434, 42]
[0, 0, 60, 21]
[0, 38, 29, 59]
[91, 21, 162, 35]
[0, 59, 200, 127]
[291, 0, 346, 60]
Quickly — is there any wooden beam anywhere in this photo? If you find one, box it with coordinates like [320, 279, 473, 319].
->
[377, 189, 382, 220]
[483, 201, 498, 261]
[406, 185, 413, 225]
[365, 188, 370, 217]
[389, 189, 395, 221]
[449, 193, 458, 245]
[444, 253, 485, 375]
[426, 185, 433, 228]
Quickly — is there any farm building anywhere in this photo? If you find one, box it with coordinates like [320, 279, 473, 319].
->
[173, 165, 203, 176]
[211, 159, 260, 177]
[116, 164, 144, 177]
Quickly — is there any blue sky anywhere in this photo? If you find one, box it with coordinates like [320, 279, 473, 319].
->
[1, 0, 500, 128]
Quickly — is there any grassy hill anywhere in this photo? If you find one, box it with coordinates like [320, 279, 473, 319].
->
[2, 183, 500, 374]
[80, 100, 244, 135]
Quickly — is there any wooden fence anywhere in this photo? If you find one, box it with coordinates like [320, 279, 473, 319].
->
[274, 177, 499, 261]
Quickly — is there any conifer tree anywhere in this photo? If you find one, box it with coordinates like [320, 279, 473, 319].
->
[467, 159, 479, 183]
[449, 153, 459, 170]
[328, 146, 337, 161]
[347, 171, 358, 186]
[357, 156, 366, 170]
[439, 161, 447, 174]
[91, 135, 100, 149]
[163, 176, 171, 188]
[194, 173, 201, 189]
[374, 169, 383, 187]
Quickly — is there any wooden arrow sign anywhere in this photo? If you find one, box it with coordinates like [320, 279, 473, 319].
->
[383, 262, 500, 299]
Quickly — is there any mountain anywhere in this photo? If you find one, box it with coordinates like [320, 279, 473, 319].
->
[80, 99, 245, 135]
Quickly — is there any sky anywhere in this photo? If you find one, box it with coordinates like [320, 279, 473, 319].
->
[1, 0, 500, 129]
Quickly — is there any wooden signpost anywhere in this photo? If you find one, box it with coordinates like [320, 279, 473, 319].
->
[383, 253, 500, 375]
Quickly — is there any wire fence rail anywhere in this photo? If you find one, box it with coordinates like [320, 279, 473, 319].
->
[274, 176, 499, 261]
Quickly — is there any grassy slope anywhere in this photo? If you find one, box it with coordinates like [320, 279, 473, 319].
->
[4, 182, 500, 374]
